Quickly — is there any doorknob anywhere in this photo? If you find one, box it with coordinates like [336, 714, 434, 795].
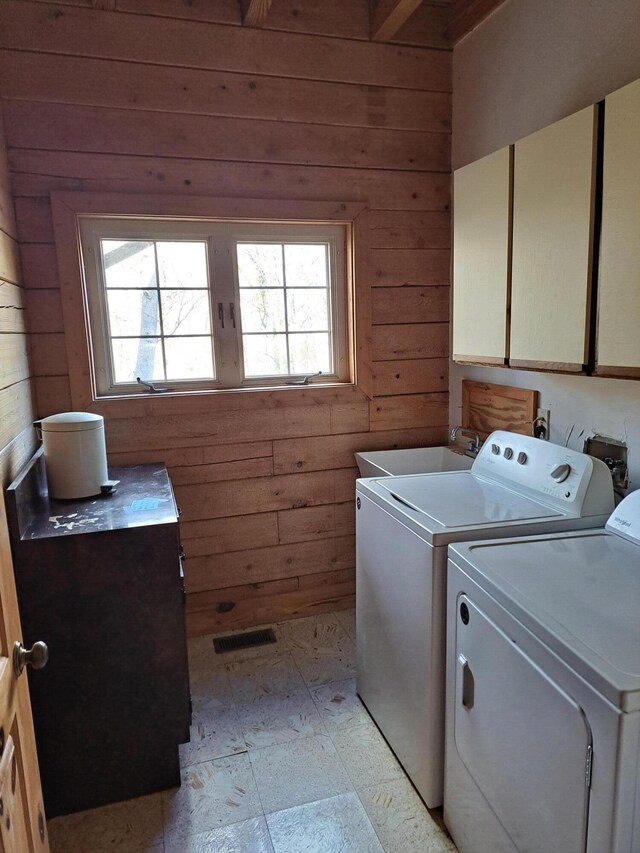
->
[13, 641, 48, 677]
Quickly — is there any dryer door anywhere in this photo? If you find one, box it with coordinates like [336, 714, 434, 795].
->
[453, 594, 591, 853]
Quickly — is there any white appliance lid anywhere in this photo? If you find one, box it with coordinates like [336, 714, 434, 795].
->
[40, 412, 104, 432]
[378, 472, 564, 529]
[452, 530, 640, 709]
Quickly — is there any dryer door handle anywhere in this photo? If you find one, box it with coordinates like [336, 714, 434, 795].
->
[458, 654, 475, 710]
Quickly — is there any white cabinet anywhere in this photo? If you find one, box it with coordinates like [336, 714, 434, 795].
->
[596, 78, 640, 378]
[452, 147, 512, 365]
[509, 105, 598, 372]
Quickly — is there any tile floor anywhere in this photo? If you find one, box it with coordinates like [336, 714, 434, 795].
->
[47, 610, 457, 852]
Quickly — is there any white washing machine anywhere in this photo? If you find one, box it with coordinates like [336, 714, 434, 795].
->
[356, 431, 614, 808]
[444, 489, 640, 853]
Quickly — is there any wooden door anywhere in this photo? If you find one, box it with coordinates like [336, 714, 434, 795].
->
[452, 146, 513, 365]
[0, 491, 49, 853]
[509, 105, 598, 372]
[596, 77, 640, 378]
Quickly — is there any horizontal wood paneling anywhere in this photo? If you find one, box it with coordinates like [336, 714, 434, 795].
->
[9, 150, 450, 211]
[369, 210, 450, 248]
[278, 503, 356, 544]
[370, 392, 449, 430]
[0, 105, 36, 486]
[372, 286, 450, 324]
[0, 334, 31, 386]
[180, 512, 279, 555]
[272, 426, 445, 474]
[4, 0, 451, 632]
[0, 229, 22, 284]
[185, 535, 355, 592]
[372, 357, 449, 396]
[0, 2, 452, 91]
[4, 101, 450, 173]
[185, 569, 355, 635]
[372, 322, 449, 360]
[372, 248, 450, 285]
[0, 51, 451, 134]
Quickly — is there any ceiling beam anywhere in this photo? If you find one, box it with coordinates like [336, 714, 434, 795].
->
[242, 0, 273, 27]
[445, 0, 506, 43]
[371, 0, 424, 42]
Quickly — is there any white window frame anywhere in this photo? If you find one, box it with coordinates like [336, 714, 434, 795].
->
[79, 216, 350, 396]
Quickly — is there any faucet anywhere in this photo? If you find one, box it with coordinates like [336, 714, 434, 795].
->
[450, 426, 481, 457]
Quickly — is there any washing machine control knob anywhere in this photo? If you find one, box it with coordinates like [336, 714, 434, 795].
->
[517, 451, 528, 465]
[491, 444, 500, 455]
[550, 463, 571, 483]
[503, 447, 513, 460]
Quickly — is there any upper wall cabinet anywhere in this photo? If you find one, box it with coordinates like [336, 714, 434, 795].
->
[596, 78, 640, 378]
[509, 106, 598, 372]
[452, 147, 512, 365]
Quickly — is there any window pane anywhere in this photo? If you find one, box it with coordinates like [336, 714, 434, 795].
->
[160, 290, 211, 335]
[102, 240, 156, 289]
[243, 334, 288, 377]
[157, 242, 208, 289]
[284, 244, 328, 288]
[112, 337, 163, 383]
[240, 289, 286, 333]
[289, 333, 331, 374]
[165, 338, 214, 380]
[107, 290, 160, 337]
[286, 289, 329, 332]
[237, 244, 283, 288]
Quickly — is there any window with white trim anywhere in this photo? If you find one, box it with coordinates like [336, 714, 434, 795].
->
[79, 217, 351, 395]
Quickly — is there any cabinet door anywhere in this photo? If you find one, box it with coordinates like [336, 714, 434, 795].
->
[452, 147, 512, 365]
[510, 106, 598, 371]
[596, 78, 640, 377]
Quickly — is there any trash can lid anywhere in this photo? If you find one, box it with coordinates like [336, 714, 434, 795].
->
[39, 412, 104, 433]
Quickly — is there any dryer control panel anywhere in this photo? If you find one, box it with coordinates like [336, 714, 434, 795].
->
[473, 431, 614, 518]
[606, 488, 640, 544]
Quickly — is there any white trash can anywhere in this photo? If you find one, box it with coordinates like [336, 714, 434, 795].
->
[37, 412, 110, 499]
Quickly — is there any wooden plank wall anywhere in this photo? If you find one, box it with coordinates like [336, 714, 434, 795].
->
[0, 103, 37, 489]
[0, 0, 451, 635]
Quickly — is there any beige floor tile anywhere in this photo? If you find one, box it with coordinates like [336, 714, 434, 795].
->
[331, 723, 404, 790]
[336, 608, 356, 640]
[179, 703, 246, 766]
[278, 613, 350, 652]
[47, 793, 163, 853]
[358, 778, 457, 852]
[190, 624, 289, 670]
[187, 634, 218, 672]
[290, 636, 356, 686]
[162, 753, 262, 845]
[267, 792, 384, 853]
[164, 815, 274, 853]
[310, 678, 375, 733]
[239, 688, 327, 750]
[249, 733, 353, 814]
[225, 652, 308, 702]
[189, 665, 235, 708]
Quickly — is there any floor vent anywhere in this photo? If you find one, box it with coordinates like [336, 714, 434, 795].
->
[213, 628, 276, 654]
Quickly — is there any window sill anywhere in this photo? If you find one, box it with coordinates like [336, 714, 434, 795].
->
[85, 380, 369, 419]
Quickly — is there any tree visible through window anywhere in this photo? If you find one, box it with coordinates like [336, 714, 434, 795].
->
[79, 218, 349, 394]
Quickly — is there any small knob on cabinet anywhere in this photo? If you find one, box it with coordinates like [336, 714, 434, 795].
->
[550, 463, 571, 483]
[13, 641, 48, 677]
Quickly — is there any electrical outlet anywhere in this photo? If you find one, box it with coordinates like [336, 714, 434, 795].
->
[535, 408, 550, 440]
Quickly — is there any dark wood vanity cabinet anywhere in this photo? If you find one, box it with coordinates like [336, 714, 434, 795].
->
[6, 451, 191, 818]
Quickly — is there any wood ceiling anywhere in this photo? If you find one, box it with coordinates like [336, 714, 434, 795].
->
[240, 0, 508, 45]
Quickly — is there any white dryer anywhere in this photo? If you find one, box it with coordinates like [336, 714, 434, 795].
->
[444, 489, 640, 853]
[356, 431, 614, 808]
